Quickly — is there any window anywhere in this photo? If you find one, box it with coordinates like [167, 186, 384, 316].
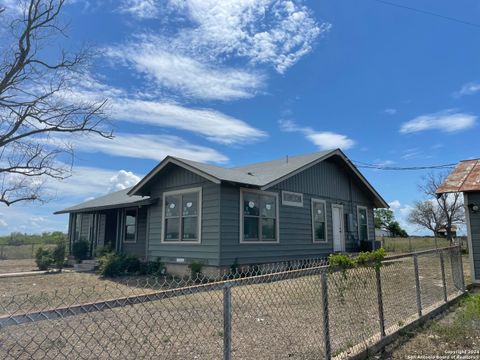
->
[162, 188, 202, 243]
[312, 199, 327, 243]
[240, 189, 278, 243]
[282, 191, 304, 207]
[357, 206, 368, 241]
[124, 208, 137, 243]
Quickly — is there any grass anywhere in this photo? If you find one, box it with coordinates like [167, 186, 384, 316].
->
[0, 243, 58, 260]
[0, 252, 466, 360]
[379, 236, 461, 253]
[377, 290, 480, 359]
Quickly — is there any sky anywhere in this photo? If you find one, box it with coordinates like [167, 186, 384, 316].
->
[0, 0, 479, 235]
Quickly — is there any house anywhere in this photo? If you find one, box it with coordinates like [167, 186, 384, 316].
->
[55, 149, 388, 275]
[436, 158, 480, 285]
[435, 225, 458, 238]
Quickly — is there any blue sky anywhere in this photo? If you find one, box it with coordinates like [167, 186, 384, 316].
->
[1, 0, 479, 235]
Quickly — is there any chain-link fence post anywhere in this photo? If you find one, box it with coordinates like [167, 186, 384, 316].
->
[223, 283, 232, 360]
[320, 272, 331, 360]
[375, 267, 386, 338]
[413, 254, 422, 317]
[439, 251, 448, 303]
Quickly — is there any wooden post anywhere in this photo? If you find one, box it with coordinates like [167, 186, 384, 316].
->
[439, 251, 448, 303]
[413, 255, 422, 317]
[375, 267, 386, 338]
[321, 272, 332, 360]
[223, 283, 232, 360]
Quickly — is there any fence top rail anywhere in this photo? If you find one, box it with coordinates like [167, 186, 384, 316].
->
[383, 245, 459, 261]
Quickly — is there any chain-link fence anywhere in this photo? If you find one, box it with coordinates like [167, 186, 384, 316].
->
[0, 247, 465, 359]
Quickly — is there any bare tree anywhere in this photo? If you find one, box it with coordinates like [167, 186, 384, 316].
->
[0, 0, 112, 206]
[408, 200, 446, 236]
[408, 172, 464, 242]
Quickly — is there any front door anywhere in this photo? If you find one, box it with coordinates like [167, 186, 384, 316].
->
[332, 204, 345, 252]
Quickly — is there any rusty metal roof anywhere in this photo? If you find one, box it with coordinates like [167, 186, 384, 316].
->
[436, 159, 480, 194]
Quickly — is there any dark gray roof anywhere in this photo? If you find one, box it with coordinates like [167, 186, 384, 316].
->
[128, 149, 388, 208]
[175, 150, 334, 187]
[54, 187, 153, 214]
[57, 149, 388, 215]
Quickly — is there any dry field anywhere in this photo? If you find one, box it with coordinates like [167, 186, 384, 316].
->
[0, 260, 37, 274]
[0, 250, 464, 360]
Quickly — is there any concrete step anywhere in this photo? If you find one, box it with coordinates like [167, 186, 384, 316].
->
[73, 262, 96, 272]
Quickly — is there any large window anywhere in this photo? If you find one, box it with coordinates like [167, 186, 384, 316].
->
[74, 213, 82, 242]
[162, 188, 202, 243]
[311, 199, 327, 243]
[357, 206, 368, 241]
[124, 208, 137, 243]
[240, 189, 278, 243]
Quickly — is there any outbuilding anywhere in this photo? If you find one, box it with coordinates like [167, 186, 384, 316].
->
[436, 159, 480, 285]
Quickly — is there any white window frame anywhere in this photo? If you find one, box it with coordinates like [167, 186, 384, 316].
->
[357, 205, 369, 241]
[281, 190, 304, 207]
[161, 187, 202, 244]
[311, 198, 328, 243]
[123, 207, 138, 244]
[240, 188, 280, 244]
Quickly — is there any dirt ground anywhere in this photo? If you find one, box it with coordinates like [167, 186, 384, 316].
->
[375, 288, 480, 360]
[0, 259, 37, 274]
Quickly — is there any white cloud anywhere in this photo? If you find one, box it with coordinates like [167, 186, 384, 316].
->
[167, 0, 328, 74]
[384, 108, 397, 115]
[108, 170, 140, 192]
[388, 200, 401, 210]
[453, 82, 480, 98]
[111, 0, 327, 100]
[112, 99, 267, 145]
[400, 110, 476, 134]
[279, 119, 355, 150]
[55, 133, 229, 164]
[106, 44, 264, 101]
[119, 0, 159, 18]
[63, 74, 267, 145]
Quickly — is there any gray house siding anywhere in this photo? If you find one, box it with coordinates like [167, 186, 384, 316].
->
[466, 192, 480, 281]
[146, 165, 221, 266]
[219, 158, 376, 266]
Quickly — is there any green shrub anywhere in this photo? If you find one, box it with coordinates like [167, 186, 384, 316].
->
[329, 254, 356, 270]
[98, 253, 124, 277]
[98, 253, 164, 277]
[35, 247, 53, 270]
[139, 259, 166, 276]
[188, 261, 203, 278]
[95, 245, 113, 257]
[356, 248, 386, 269]
[72, 240, 89, 262]
[51, 242, 66, 269]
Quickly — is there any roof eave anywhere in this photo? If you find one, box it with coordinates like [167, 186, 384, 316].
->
[54, 198, 156, 215]
[128, 157, 221, 196]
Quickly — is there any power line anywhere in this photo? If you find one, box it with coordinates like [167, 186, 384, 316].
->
[371, 0, 480, 29]
[352, 160, 456, 171]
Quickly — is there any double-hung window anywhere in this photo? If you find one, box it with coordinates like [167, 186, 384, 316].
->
[162, 188, 202, 243]
[241, 189, 278, 243]
[357, 206, 368, 241]
[124, 208, 137, 243]
[311, 199, 327, 243]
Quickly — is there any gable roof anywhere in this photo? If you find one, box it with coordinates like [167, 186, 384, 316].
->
[128, 148, 388, 208]
[436, 159, 480, 194]
[54, 187, 154, 214]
